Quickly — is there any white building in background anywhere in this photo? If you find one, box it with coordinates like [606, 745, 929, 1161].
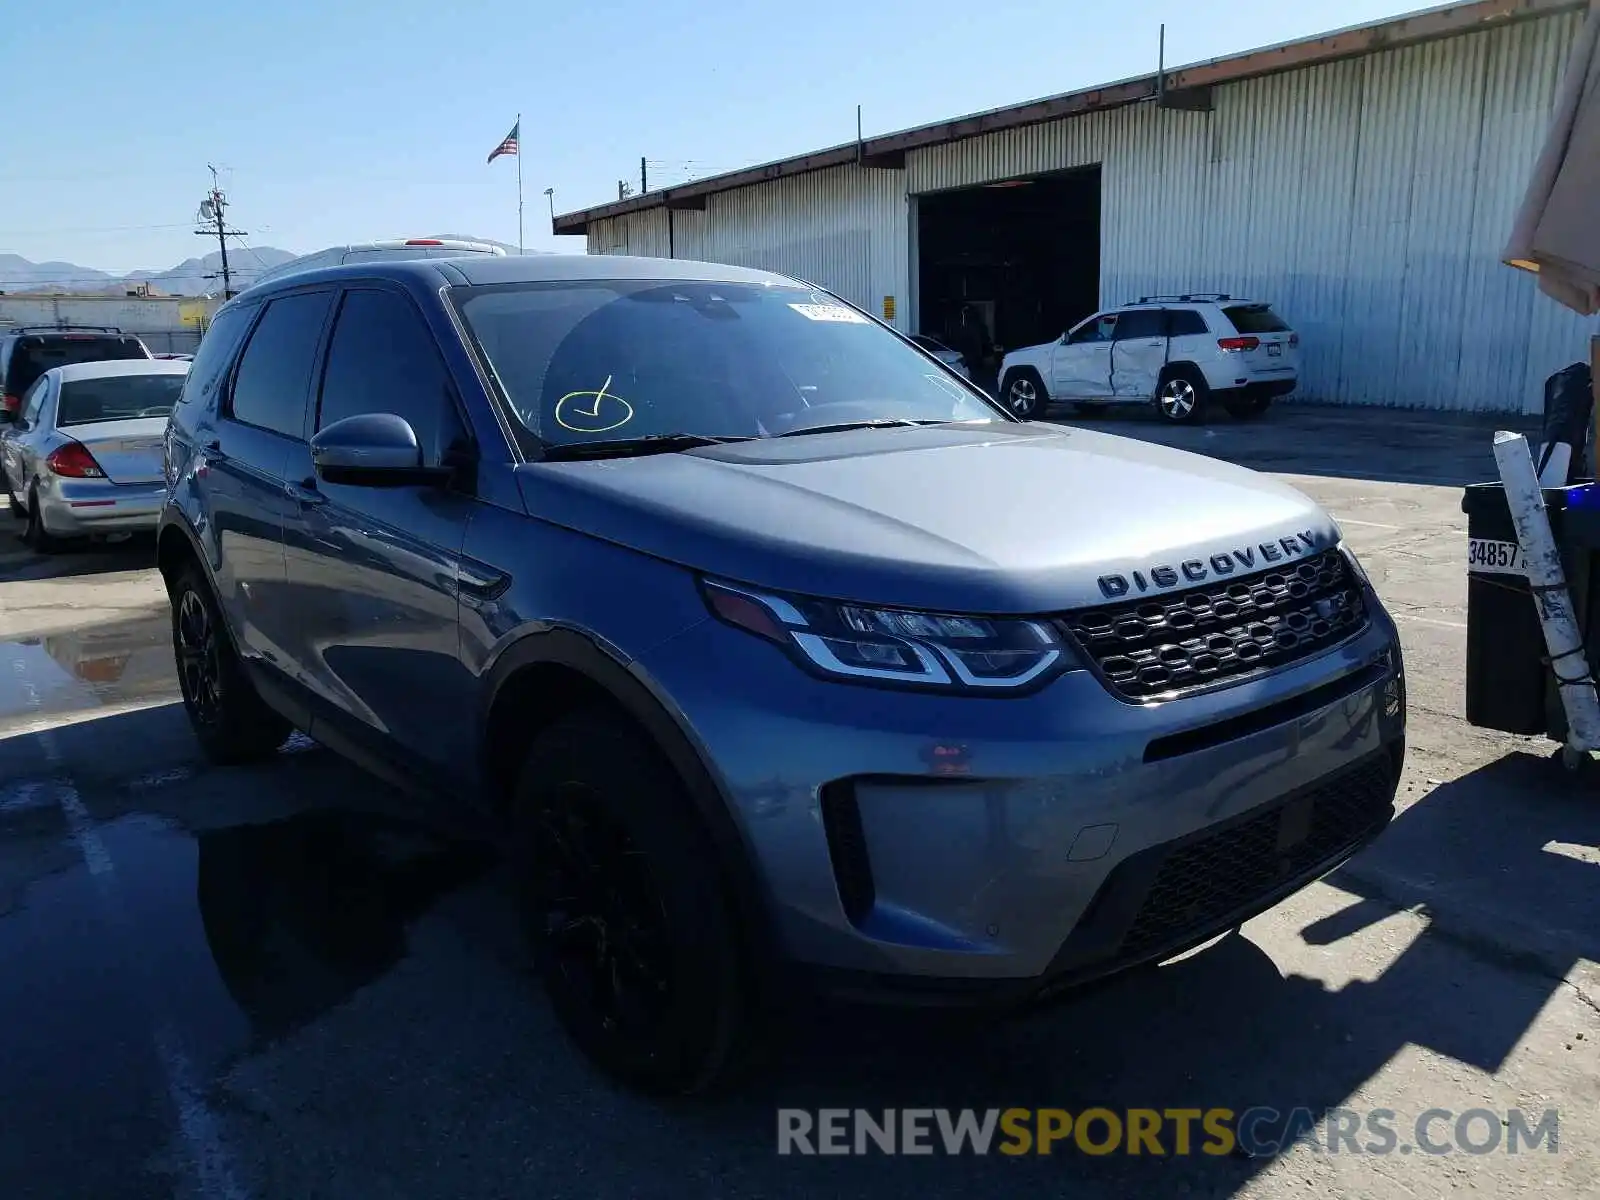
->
[0, 293, 221, 355]
[554, 0, 1597, 415]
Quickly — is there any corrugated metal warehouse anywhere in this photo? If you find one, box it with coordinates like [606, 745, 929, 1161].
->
[555, 0, 1598, 415]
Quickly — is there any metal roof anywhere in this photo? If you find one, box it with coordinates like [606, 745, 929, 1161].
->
[552, 0, 1586, 235]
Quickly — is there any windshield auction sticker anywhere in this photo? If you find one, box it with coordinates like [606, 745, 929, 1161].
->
[789, 303, 868, 323]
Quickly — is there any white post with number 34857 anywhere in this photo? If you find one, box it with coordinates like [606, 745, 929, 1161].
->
[1492, 430, 1600, 768]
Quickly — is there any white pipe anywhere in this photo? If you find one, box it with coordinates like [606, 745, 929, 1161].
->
[1493, 430, 1600, 753]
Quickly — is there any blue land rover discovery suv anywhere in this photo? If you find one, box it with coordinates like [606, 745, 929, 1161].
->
[158, 255, 1405, 1093]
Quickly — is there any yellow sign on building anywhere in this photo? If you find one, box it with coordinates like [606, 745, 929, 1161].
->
[882, 296, 896, 322]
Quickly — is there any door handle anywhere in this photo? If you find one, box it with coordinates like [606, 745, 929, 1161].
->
[285, 478, 327, 507]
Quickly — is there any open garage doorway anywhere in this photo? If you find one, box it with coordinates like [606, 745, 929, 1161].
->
[915, 166, 1101, 393]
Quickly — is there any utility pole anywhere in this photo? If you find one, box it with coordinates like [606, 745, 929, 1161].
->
[195, 165, 247, 299]
[640, 157, 648, 195]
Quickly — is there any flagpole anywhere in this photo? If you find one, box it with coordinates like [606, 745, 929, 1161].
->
[516, 111, 524, 255]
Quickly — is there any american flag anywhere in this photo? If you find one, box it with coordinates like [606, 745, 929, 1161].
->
[487, 120, 520, 164]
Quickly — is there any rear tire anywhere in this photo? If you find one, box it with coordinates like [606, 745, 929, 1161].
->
[168, 559, 292, 764]
[1000, 368, 1049, 421]
[1156, 368, 1208, 424]
[1224, 394, 1273, 420]
[6, 487, 22, 519]
[23, 485, 58, 552]
[512, 711, 749, 1095]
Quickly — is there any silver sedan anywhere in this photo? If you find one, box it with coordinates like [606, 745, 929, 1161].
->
[2, 358, 189, 551]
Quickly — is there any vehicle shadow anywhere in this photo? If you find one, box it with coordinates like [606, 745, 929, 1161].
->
[1323, 747, 1599, 1000]
[4, 703, 1590, 1197]
[1049, 403, 1542, 490]
[0, 528, 157, 582]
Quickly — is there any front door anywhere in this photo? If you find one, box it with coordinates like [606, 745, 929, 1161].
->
[279, 284, 479, 778]
[1052, 314, 1117, 399]
[1110, 308, 1170, 400]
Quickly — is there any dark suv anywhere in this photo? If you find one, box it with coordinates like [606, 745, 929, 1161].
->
[158, 255, 1404, 1094]
[1, 326, 151, 420]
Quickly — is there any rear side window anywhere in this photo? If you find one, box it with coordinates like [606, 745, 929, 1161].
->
[1168, 310, 1210, 336]
[229, 291, 334, 439]
[1113, 310, 1166, 340]
[316, 288, 462, 467]
[179, 304, 255, 409]
[58, 374, 186, 427]
[1223, 304, 1290, 335]
[3, 335, 148, 396]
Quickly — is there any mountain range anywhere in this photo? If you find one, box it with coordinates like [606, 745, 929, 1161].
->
[0, 236, 534, 297]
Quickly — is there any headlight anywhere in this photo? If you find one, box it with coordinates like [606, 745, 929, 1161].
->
[701, 579, 1077, 694]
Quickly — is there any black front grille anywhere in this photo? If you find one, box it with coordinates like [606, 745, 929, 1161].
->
[1060, 549, 1368, 701]
[1119, 753, 1394, 960]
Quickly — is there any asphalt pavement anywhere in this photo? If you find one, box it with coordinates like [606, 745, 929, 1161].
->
[0, 405, 1595, 1199]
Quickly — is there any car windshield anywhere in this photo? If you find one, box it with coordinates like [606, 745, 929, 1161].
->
[452, 279, 1001, 449]
[56, 373, 186, 427]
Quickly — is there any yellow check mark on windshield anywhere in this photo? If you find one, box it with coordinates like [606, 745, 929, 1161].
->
[571, 375, 614, 418]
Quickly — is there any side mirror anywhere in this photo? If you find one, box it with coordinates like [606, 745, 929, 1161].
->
[311, 413, 453, 488]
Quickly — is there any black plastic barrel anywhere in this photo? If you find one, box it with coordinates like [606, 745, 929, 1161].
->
[1461, 482, 1600, 737]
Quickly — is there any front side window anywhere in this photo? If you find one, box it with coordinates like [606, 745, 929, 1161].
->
[1068, 314, 1118, 345]
[317, 289, 462, 466]
[57, 374, 186, 427]
[452, 279, 1001, 451]
[229, 290, 334, 439]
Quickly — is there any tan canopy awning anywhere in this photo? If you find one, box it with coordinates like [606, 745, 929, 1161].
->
[1504, 4, 1600, 316]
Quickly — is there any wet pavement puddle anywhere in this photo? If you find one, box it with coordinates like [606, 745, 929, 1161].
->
[0, 610, 178, 733]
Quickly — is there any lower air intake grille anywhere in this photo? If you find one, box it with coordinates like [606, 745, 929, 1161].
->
[1119, 753, 1394, 960]
[1060, 549, 1368, 701]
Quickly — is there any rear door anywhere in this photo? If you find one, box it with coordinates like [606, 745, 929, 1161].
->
[1110, 309, 1169, 399]
[1052, 313, 1117, 399]
[1220, 303, 1297, 380]
[208, 289, 336, 675]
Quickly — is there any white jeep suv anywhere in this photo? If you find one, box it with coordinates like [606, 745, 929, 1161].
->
[997, 294, 1300, 423]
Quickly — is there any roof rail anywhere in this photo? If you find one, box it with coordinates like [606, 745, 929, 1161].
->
[5, 324, 127, 336]
[1133, 293, 1233, 304]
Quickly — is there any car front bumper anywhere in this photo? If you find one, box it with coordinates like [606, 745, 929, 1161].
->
[637, 599, 1405, 999]
[36, 478, 166, 536]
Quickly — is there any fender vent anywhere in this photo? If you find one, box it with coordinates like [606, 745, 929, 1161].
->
[819, 782, 875, 925]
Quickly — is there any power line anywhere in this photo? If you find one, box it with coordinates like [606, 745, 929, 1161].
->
[0, 222, 198, 237]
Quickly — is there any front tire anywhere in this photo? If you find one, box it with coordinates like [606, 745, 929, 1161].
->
[169, 560, 292, 764]
[1000, 368, 1049, 420]
[512, 712, 749, 1095]
[1156, 369, 1208, 424]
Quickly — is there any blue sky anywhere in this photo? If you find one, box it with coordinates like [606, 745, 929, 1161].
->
[4, 0, 1418, 276]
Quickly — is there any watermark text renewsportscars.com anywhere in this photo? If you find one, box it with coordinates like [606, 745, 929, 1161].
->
[776, 1107, 1560, 1158]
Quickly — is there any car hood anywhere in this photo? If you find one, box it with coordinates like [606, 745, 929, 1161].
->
[513, 422, 1340, 613]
